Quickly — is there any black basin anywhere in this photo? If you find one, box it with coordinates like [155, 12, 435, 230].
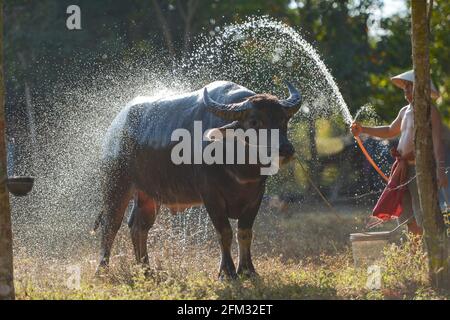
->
[6, 176, 34, 196]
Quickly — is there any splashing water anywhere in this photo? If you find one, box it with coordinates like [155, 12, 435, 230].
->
[354, 103, 380, 126]
[182, 16, 354, 124]
[10, 16, 363, 262]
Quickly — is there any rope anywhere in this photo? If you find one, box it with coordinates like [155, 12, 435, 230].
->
[371, 216, 413, 235]
[294, 155, 345, 223]
[294, 154, 410, 235]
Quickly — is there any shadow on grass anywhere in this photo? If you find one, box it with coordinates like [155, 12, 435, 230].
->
[214, 277, 338, 300]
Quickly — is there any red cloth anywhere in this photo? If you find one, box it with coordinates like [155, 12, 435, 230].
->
[372, 148, 415, 222]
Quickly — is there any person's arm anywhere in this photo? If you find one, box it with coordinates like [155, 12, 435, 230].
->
[351, 106, 406, 139]
[431, 106, 448, 188]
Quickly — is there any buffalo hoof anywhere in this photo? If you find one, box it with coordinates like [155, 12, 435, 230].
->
[218, 265, 238, 281]
[237, 269, 259, 280]
[218, 256, 237, 281]
[218, 272, 238, 281]
[95, 261, 109, 278]
[140, 264, 154, 279]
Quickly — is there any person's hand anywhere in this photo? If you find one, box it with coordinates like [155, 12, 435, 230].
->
[350, 122, 363, 137]
[437, 167, 448, 189]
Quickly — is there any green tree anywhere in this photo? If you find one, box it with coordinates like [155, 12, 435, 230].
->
[291, 0, 382, 115]
[412, 0, 449, 289]
[369, 1, 450, 125]
[430, 0, 450, 124]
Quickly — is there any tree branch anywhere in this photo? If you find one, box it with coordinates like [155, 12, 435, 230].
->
[151, 0, 176, 58]
[427, 0, 433, 34]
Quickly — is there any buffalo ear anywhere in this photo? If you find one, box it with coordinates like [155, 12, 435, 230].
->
[204, 121, 240, 142]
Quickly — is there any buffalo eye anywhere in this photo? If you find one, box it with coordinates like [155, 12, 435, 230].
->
[248, 118, 261, 128]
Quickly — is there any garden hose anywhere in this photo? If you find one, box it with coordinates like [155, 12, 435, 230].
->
[354, 136, 389, 183]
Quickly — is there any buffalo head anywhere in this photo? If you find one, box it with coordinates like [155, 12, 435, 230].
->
[203, 82, 302, 163]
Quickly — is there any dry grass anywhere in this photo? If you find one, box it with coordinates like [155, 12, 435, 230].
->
[12, 204, 450, 300]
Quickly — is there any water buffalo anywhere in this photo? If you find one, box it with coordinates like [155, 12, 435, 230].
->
[94, 81, 302, 278]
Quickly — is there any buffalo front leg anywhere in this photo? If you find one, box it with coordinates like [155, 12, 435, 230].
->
[128, 192, 158, 265]
[203, 196, 237, 280]
[236, 197, 261, 278]
[216, 225, 237, 280]
[237, 228, 257, 277]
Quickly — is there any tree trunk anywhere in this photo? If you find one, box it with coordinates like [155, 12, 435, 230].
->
[151, 0, 176, 58]
[411, 0, 449, 289]
[0, 0, 15, 300]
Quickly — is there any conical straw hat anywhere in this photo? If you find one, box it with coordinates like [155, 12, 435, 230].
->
[391, 70, 440, 99]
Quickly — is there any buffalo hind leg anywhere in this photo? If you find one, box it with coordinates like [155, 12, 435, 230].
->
[128, 191, 159, 265]
[97, 167, 132, 274]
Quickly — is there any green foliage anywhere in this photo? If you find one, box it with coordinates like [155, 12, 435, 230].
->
[430, 1, 450, 124]
[290, 0, 382, 116]
[369, 1, 450, 124]
[4, 0, 448, 124]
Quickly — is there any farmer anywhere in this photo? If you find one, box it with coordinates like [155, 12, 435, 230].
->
[351, 70, 448, 235]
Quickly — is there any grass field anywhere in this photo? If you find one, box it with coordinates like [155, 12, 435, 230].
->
[12, 204, 450, 300]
